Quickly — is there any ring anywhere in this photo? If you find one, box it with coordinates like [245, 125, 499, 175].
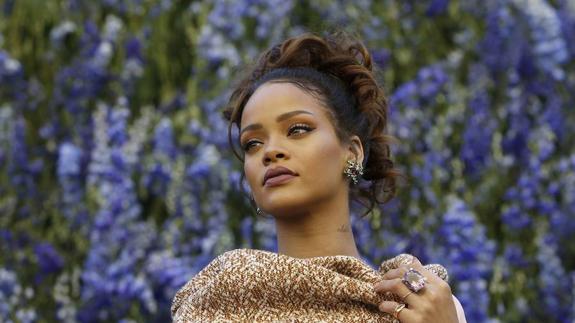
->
[401, 290, 414, 301]
[402, 267, 427, 292]
[393, 303, 406, 319]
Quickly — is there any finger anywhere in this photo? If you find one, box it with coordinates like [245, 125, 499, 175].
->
[408, 255, 423, 267]
[378, 301, 415, 321]
[373, 277, 413, 297]
[374, 277, 426, 307]
[411, 264, 444, 286]
[381, 265, 424, 282]
[395, 258, 445, 285]
[381, 256, 423, 280]
[382, 266, 409, 280]
[392, 261, 443, 287]
[396, 254, 423, 267]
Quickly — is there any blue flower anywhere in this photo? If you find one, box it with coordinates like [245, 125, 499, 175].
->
[479, 2, 525, 73]
[557, 2, 575, 59]
[514, 0, 569, 80]
[153, 118, 177, 159]
[431, 196, 496, 322]
[501, 204, 533, 230]
[537, 234, 573, 322]
[81, 103, 159, 319]
[503, 243, 530, 269]
[58, 143, 83, 177]
[0, 50, 27, 107]
[0, 267, 18, 301]
[460, 64, 497, 177]
[50, 21, 76, 47]
[426, 0, 450, 16]
[416, 65, 449, 101]
[34, 242, 64, 275]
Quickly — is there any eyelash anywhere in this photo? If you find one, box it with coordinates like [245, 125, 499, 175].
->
[241, 123, 314, 152]
[288, 123, 314, 135]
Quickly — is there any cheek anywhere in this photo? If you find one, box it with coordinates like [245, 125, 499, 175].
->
[243, 160, 260, 191]
[305, 141, 345, 183]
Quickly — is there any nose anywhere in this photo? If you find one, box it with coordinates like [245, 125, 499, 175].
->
[262, 142, 289, 164]
[264, 151, 286, 163]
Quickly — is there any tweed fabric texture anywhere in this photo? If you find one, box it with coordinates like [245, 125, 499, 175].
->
[172, 248, 449, 322]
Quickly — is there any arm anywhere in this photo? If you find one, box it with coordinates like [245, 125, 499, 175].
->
[452, 295, 467, 323]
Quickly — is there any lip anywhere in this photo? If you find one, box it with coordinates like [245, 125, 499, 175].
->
[264, 174, 297, 187]
[263, 166, 298, 186]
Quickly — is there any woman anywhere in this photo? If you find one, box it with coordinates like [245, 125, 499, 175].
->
[172, 31, 467, 322]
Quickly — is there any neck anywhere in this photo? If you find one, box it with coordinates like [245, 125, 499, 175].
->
[273, 189, 361, 260]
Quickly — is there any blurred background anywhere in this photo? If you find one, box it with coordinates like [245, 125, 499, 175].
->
[1, 0, 574, 322]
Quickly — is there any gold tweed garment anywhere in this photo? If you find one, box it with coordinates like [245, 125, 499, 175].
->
[171, 248, 449, 322]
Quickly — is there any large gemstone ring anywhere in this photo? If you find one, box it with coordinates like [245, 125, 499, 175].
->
[402, 267, 427, 292]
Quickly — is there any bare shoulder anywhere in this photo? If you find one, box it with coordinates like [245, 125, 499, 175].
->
[452, 295, 467, 323]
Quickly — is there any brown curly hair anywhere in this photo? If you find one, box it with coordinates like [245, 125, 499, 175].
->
[222, 31, 402, 217]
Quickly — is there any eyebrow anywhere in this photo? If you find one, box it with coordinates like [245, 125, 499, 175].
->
[240, 110, 314, 136]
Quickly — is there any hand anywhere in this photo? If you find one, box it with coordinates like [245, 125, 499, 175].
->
[372, 256, 460, 323]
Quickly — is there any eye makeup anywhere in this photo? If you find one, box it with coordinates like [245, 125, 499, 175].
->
[241, 122, 315, 152]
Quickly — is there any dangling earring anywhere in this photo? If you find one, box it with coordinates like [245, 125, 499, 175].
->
[344, 159, 364, 185]
[250, 195, 266, 217]
[255, 207, 273, 219]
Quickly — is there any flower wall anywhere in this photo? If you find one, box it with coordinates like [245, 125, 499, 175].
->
[1, 0, 574, 322]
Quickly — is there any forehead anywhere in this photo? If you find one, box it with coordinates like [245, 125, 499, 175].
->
[241, 82, 328, 125]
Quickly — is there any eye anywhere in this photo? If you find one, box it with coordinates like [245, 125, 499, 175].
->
[241, 123, 314, 153]
[287, 123, 314, 136]
[242, 139, 261, 152]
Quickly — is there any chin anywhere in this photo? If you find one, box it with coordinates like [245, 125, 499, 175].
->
[259, 192, 311, 216]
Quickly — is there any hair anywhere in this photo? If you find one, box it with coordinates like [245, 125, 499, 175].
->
[222, 30, 403, 218]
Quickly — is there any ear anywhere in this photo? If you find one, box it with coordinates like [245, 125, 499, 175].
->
[346, 135, 364, 165]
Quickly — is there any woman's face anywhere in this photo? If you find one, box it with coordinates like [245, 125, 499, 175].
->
[240, 81, 356, 217]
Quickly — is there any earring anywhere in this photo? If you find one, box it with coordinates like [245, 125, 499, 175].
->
[344, 159, 364, 185]
[250, 195, 266, 217]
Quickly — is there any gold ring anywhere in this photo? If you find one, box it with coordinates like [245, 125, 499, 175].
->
[393, 303, 406, 320]
[401, 290, 414, 302]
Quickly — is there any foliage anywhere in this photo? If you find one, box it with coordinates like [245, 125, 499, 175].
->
[1, 0, 574, 322]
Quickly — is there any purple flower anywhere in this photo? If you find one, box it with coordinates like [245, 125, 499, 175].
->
[558, 1, 575, 59]
[416, 65, 449, 100]
[0, 0, 573, 320]
[2, 0, 15, 15]
[34, 242, 64, 275]
[479, 3, 525, 73]
[501, 204, 533, 230]
[460, 64, 497, 177]
[371, 47, 391, 69]
[0, 267, 18, 299]
[58, 143, 83, 177]
[50, 21, 76, 47]
[81, 103, 159, 320]
[153, 118, 176, 159]
[0, 50, 27, 106]
[537, 234, 573, 322]
[124, 36, 143, 61]
[431, 196, 496, 322]
[240, 217, 254, 247]
[514, 0, 569, 80]
[504, 244, 530, 268]
[426, 0, 450, 17]
[142, 118, 176, 196]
